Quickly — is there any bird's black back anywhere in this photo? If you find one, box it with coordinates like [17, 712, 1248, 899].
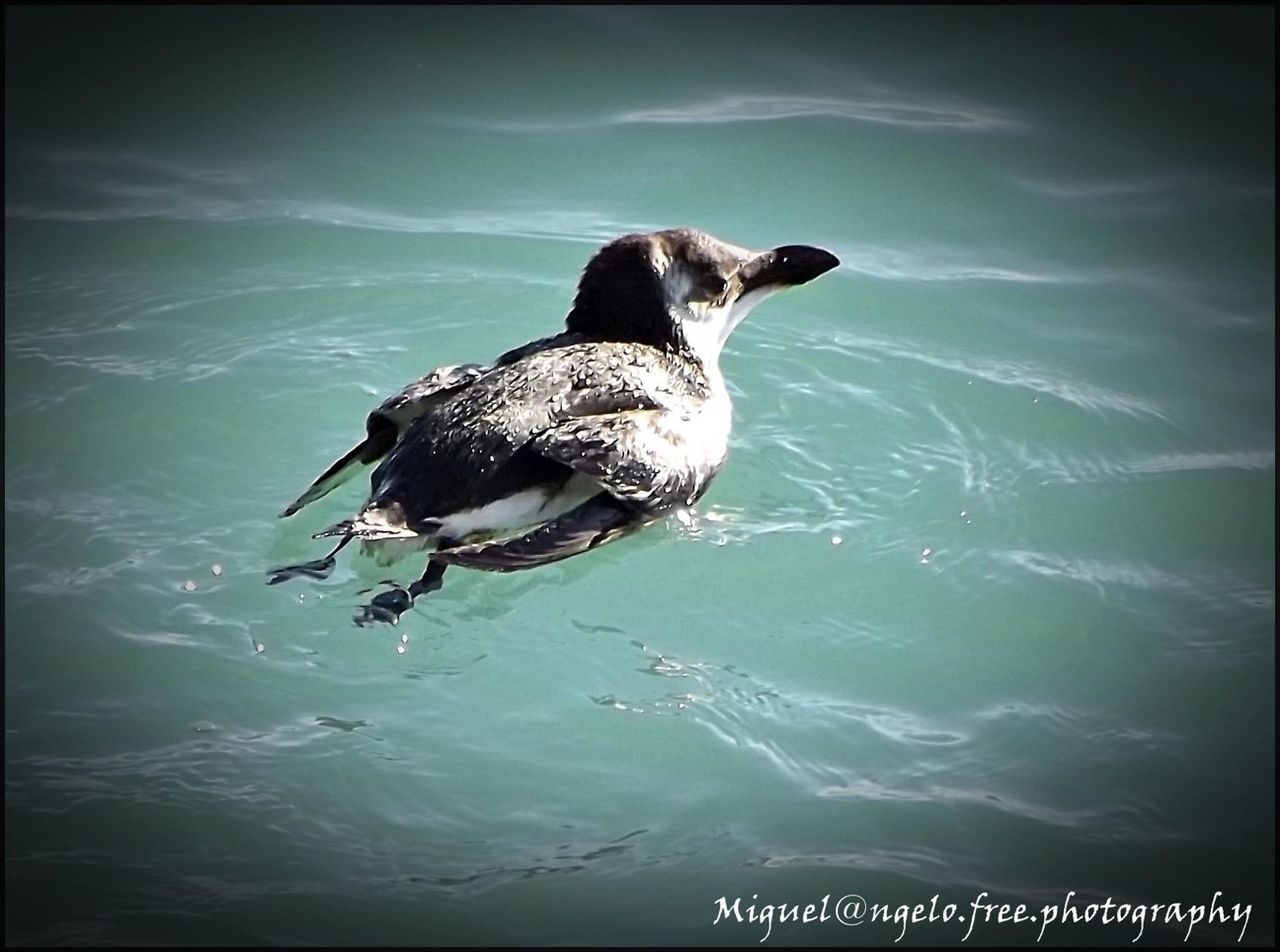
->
[367, 340, 708, 528]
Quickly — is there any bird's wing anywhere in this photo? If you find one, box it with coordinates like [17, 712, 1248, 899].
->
[363, 342, 699, 526]
[373, 363, 489, 428]
[282, 335, 598, 519]
[429, 409, 720, 572]
[492, 331, 592, 366]
[528, 408, 721, 512]
[279, 363, 486, 517]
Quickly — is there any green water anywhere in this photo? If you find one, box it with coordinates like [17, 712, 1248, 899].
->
[5, 7, 1274, 946]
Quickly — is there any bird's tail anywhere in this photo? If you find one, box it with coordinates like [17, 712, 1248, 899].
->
[313, 502, 420, 542]
[279, 420, 399, 518]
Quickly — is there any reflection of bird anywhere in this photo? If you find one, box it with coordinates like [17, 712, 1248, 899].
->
[270, 228, 839, 624]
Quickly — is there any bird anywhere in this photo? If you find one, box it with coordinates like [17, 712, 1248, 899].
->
[269, 228, 839, 624]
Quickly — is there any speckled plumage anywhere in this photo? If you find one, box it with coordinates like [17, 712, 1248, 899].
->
[369, 340, 718, 530]
[271, 228, 838, 623]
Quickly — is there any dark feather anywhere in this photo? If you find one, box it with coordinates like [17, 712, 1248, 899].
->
[529, 409, 718, 512]
[280, 363, 487, 517]
[365, 341, 709, 529]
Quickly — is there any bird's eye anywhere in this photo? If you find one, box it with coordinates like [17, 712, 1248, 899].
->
[700, 275, 727, 301]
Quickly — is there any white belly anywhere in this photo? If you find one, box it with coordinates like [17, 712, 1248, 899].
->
[438, 472, 603, 541]
[363, 473, 603, 565]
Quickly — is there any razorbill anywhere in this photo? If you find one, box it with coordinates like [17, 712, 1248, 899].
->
[270, 228, 839, 624]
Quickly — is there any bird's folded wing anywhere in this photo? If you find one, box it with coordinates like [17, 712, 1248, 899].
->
[366, 346, 679, 502]
[373, 363, 489, 427]
[431, 410, 712, 572]
[529, 409, 709, 512]
[492, 331, 590, 367]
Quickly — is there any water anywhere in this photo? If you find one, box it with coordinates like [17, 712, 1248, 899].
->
[5, 7, 1273, 946]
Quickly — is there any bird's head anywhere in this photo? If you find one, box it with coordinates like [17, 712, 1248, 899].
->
[566, 228, 839, 368]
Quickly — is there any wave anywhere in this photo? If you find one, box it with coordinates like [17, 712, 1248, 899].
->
[613, 94, 1020, 132]
[1006, 171, 1276, 216]
[1013, 446, 1275, 486]
[6, 148, 631, 241]
[834, 243, 1068, 284]
[992, 548, 1274, 620]
[422, 88, 1021, 135]
[824, 332, 1167, 421]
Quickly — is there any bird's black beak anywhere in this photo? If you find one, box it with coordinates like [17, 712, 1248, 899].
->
[738, 245, 840, 295]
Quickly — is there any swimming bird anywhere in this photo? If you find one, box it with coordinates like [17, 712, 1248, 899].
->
[270, 228, 838, 624]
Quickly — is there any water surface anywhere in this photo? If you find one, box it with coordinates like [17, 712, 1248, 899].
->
[5, 7, 1274, 946]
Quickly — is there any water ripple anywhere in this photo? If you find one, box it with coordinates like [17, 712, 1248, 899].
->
[1007, 171, 1275, 216]
[6, 148, 632, 242]
[814, 778, 1123, 831]
[583, 632, 1194, 855]
[1014, 445, 1275, 486]
[613, 93, 1020, 131]
[995, 548, 1255, 603]
[829, 332, 1167, 421]
[426, 88, 1022, 136]
[991, 549, 1275, 653]
[824, 243, 1069, 284]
